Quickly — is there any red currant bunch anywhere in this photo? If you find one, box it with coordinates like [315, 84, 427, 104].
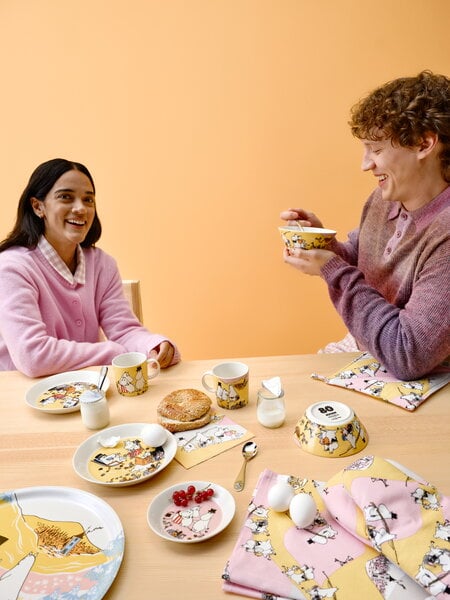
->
[171, 484, 214, 507]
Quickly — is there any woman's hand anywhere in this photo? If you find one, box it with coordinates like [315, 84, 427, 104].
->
[283, 247, 335, 276]
[149, 342, 175, 368]
[280, 208, 324, 229]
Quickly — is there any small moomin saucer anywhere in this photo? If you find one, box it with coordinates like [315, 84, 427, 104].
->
[147, 481, 235, 543]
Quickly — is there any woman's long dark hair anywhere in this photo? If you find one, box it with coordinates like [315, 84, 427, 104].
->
[0, 158, 102, 252]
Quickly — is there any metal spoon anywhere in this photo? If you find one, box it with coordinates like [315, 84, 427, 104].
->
[97, 365, 108, 390]
[233, 441, 258, 492]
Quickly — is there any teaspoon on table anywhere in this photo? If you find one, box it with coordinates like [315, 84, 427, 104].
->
[97, 365, 108, 391]
[233, 441, 258, 492]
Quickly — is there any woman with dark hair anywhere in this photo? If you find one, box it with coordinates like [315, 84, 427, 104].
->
[0, 158, 180, 376]
[280, 71, 449, 380]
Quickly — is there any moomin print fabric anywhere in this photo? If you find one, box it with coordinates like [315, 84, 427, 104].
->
[223, 456, 450, 599]
[312, 352, 450, 411]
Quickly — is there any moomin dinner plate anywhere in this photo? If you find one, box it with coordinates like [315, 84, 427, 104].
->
[25, 370, 110, 414]
[72, 423, 177, 487]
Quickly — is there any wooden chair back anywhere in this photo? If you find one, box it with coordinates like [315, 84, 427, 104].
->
[122, 279, 144, 323]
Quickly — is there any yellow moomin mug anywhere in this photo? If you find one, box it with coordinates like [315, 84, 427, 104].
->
[112, 352, 160, 397]
[201, 361, 249, 409]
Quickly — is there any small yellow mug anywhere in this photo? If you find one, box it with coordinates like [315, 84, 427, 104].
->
[112, 352, 160, 397]
[202, 361, 249, 409]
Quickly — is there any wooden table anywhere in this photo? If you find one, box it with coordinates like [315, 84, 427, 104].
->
[1, 353, 449, 599]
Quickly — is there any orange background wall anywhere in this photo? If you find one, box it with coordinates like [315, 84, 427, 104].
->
[1, 1, 449, 360]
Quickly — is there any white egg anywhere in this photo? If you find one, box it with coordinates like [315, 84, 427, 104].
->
[141, 423, 168, 447]
[267, 481, 295, 512]
[98, 435, 120, 448]
[289, 493, 317, 528]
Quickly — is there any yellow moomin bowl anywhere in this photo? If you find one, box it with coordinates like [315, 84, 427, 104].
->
[294, 401, 368, 458]
[278, 226, 336, 251]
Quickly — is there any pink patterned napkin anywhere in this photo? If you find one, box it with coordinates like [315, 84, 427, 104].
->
[222, 456, 450, 599]
[312, 352, 450, 410]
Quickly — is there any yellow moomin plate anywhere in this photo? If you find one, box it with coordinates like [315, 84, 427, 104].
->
[0, 486, 124, 599]
[25, 370, 110, 414]
[72, 423, 177, 487]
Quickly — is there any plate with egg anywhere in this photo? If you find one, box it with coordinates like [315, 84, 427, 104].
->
[72, 423, 177, 487]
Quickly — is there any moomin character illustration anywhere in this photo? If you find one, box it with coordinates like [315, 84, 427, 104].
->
[216, 382, 228, 401]
[367, 524, 397, 551]
[124, 439, 143, 458]
[423, 542, 450, 572]
[192, 509, 217, 534]
[363, 503, 398, 522]
[162, 503, 219, 540]
[318, 429, 339, 453]
[171, 506, 201, 528]
[117, 371, 135, 394]
[435, 520, 450, 542]
[134, 366, 146, 391]
[0, 553, 36, 600]
[281, 563, 315, 585]
[244, 517, 269, 535]
[179, 423, 244, 453]
[341, 420, 366, 448]
[415, 565, 450, 596]
[228, 385, 239, 402]
[363, 379, 386, 397]
[307, 584, 339, 599]
[307, 524, 337, 545]
[411, 487, 440, 510]
[242, 538, 276, 559]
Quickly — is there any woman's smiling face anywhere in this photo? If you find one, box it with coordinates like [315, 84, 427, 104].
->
[31, 169, 96, 262]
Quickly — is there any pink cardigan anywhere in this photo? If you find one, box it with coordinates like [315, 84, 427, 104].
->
[321, 185, 450, 380]
[0, 245, 180, 376]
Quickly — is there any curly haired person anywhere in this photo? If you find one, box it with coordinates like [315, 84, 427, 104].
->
[281, 71, 449, 379]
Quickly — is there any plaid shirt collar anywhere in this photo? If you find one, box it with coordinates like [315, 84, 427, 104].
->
[37, 236, 86, 284]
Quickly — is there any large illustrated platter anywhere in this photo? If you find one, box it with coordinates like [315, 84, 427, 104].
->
[25, 370, 110, 414]
[72, 423, 177, 487]
[0, 486, 124, 599]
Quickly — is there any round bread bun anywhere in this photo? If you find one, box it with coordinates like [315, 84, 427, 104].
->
[157, 408, 214, 433]
[157, 388, 211, 422]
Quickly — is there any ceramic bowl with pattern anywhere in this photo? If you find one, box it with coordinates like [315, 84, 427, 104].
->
[294, 401, 368, 458]
[279, 226, 336, 252]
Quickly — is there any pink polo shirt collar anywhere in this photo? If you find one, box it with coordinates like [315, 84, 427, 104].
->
[37, 236, 86, 284]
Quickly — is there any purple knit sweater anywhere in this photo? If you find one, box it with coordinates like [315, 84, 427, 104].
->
[321, 185, 450, 379]
[0, 245, 180, 376]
